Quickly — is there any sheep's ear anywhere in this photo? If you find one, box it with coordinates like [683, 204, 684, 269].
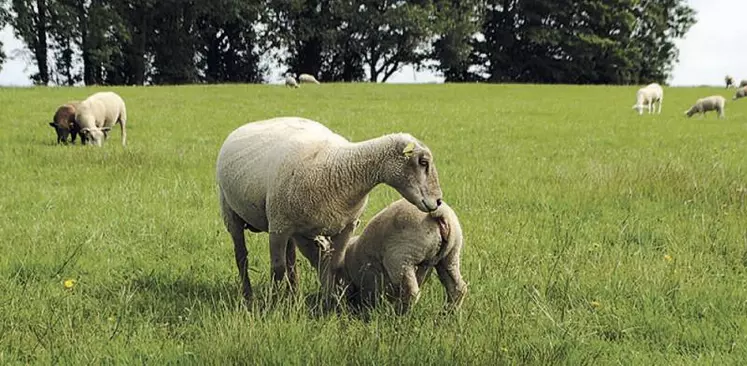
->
[402, 142, 416, 157]
[49, 122, 57, 127]
[101, 126, 112, 132]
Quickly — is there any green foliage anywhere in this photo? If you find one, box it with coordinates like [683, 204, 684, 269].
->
[468, 0, 696, 84]
[4, 0, 697, 85]
[2, 83, 747, 363]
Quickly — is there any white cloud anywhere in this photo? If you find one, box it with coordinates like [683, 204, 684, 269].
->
[2, 0, 743, 87]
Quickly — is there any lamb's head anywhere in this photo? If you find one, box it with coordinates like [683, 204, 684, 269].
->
[384, 135, 443, 213]
[79, 126, 111, 146]
[48, 122, 69, 143]
[684, 106, 697, 117]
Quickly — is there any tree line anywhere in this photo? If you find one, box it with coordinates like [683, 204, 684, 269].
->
[0, 0, 696, 86]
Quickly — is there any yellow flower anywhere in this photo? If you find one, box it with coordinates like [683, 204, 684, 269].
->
[500, 347, 508, 353]
[664, 254, 673, 263]
[63, 279, 76, 289]
[590, 300, 601, 309]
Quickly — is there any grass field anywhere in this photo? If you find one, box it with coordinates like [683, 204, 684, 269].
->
[1, 83, 747, 364]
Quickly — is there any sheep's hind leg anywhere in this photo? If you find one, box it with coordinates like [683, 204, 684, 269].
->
[285, 239, 298, 292]
[435, 258, 467, 311]
[269, 232, 292, 292]
[395, 267, 420, 315]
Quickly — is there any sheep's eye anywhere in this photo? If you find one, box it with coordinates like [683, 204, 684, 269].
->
[419, 158, 429, 167]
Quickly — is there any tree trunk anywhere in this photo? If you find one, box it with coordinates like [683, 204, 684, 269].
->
[34, 0, 49, 85]
[76, 0, 93, 85]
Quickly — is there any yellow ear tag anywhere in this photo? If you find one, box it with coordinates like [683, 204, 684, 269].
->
[402, 142, 415, 157]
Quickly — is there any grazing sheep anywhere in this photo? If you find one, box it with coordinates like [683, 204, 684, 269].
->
[298, 73, 321, 84]
[216, 117, 443, 305]
[75, 91, 127, 147]
[340, 198, 466, 314]
[684, 95, 726, 119]
[734, 87, 747, 101]
[49, 101, 81, 145]
[631, 83, 664, 115]
[741, 80, 747, 88]
[285, 75, 299, 88]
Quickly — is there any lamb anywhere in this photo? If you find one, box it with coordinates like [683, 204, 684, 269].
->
[298, 73, 321, 84]
[285, 75, 299, 88]
[339, 198, 466, 314]
[75, 91, 127, 147]
[215, 117, 443, 305]
[631, 83, 664, 115]
[734, 87, 747, 101]
[684, 95, 726, 118]
[49, 101, 81, 145]
[725, 75, 735, 88]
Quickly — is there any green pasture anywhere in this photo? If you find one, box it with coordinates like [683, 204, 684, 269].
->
[1, 83, 746, 364]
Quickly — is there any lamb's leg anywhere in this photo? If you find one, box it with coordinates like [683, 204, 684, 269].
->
[435, 255, 468, 311]
[658, 97, 663, 114]
[320, 222, 357, 303]
[395, 267, 420, 315]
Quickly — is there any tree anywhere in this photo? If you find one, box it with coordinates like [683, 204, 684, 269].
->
[469, 0, 695, 84]
[0, 5, 8, 71]
[430, 0, 483, 82]
[195, 0, 265, 83]
[10, 0, 51, 84]
[337, 0, 439, 82]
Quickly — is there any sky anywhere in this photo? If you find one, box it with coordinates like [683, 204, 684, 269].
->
[1, 0, 744, 87]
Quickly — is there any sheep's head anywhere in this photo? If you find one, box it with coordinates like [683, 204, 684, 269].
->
[80, 126, 111, 146]
[684, 107, 696, 117]
[49, 121, 69, 143]
[386, 136, 443, 213]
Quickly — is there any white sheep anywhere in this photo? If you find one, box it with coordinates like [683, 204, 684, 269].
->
[298, 73, 321, 84]
[339, 198, 466, 314]
[741, 80, 747, 88]
[75, 91, 127, 147]
[285, 75, 299, 88]
[215, 117, 443, 305]
[684, 95, 726, 119]
[631, 83, 664, 115]
[725, 75, 735, 88]
[734, 87, 747, 101]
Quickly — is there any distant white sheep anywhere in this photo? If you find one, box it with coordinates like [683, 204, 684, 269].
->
[734, 87, 747, 101]
[340, 198, 466, 314]
[285, 75, 299, 88]
[740, 80, 747, 88]
[631, 83, 664, 115]
[684, 95, 726, 119]
[298, 73, 321, 84]
[75, 91, 127, 147]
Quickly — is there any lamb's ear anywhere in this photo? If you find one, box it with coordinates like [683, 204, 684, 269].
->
[49, 122, 57, 127]
[402, 141, 416, 157]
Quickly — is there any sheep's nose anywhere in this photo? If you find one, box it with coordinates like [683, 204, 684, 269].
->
[436, 198, 443, 207]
